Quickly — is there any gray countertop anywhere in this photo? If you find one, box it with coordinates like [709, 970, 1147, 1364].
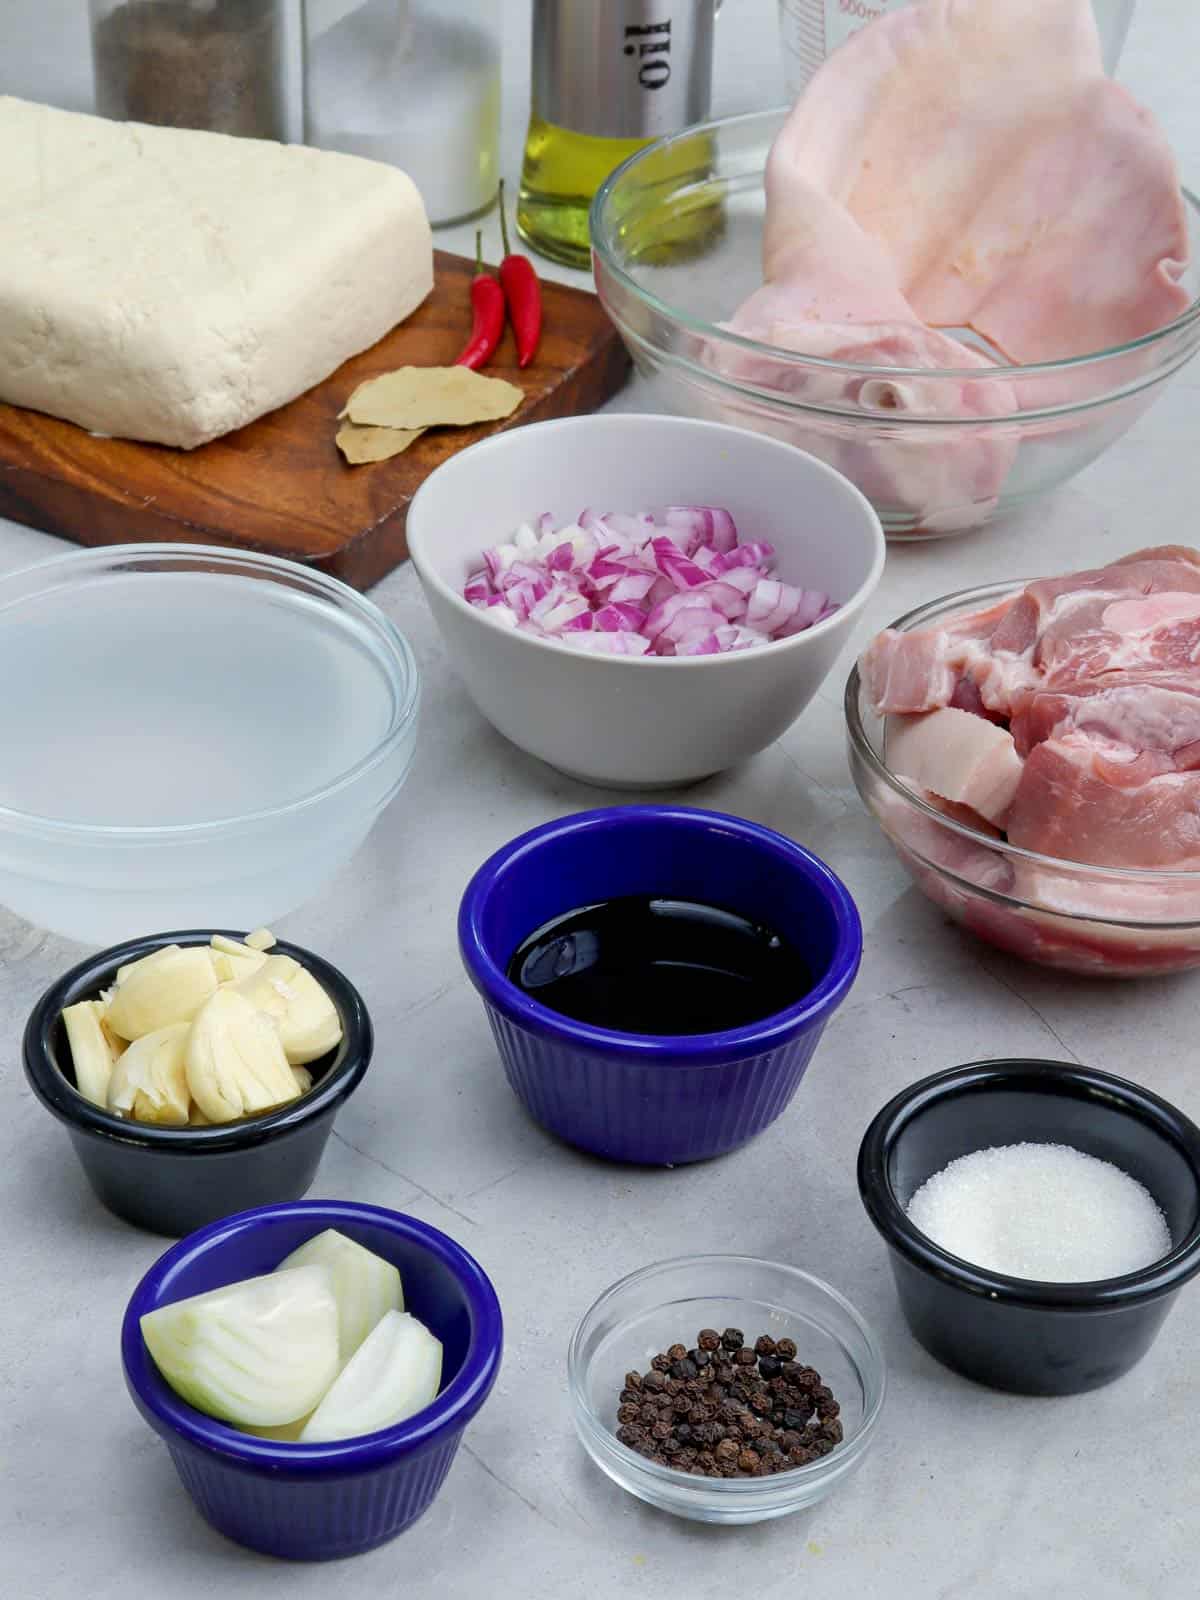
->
[3, 3, 1200, 1596]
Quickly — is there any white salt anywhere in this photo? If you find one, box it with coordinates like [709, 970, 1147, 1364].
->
[906, 1142, 1172, 1283]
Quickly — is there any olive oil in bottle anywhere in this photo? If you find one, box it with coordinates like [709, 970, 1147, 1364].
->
[518, 0, 717, 268]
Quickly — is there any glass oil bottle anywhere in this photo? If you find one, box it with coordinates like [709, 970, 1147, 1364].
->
[518, 0, 718, 268]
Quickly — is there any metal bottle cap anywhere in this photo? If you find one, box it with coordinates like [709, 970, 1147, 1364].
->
[531, 0, 716, 141]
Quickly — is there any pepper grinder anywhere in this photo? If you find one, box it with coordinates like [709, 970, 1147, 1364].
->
[518, 0, 720, 269]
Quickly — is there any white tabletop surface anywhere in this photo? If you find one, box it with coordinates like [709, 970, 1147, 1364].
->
[4, 3, 1200, 1597]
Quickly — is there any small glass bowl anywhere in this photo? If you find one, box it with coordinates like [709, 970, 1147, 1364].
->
[591, 109, 1200, 540]
[845, 582, 1200, 978]
[568, 1254, 885, 1523]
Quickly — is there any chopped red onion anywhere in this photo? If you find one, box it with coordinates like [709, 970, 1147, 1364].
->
[461, 508, 837, 656]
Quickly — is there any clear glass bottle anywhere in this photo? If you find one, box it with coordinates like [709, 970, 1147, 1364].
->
[519, 0, 720, 269]
[90, 0, 296, 140]
[778, 0, 1136, 96]
[303, 0, 501, 227]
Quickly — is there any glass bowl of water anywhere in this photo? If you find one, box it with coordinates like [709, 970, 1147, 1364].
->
[0, 544, 419, 942]
[590, 109, 1200, 538]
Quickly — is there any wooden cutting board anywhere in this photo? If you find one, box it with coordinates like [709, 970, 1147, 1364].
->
[0, 250, 630, 590]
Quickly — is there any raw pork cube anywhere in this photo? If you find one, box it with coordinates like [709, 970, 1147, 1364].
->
[887, 707, 1023, 826]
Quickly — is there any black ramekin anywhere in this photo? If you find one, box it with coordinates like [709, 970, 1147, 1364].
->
[23, 930, 372, 1237]
[857, 1059, 1200, 1395]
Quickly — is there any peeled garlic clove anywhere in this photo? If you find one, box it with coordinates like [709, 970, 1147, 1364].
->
[277, 968, 343, 1065]
[211, 949, 268, 984]
[186, 988, 301, 1123]
[245, 927, 277, 952]
[232, 953, 302, 1021]
[107, 1022, 191, 1125]
[141, 1265, 340, 1428]
[62, 999, 121, 1107]
[106, 945, 218, 1040]
[277, 1228, 403, 1362]
[300, 1310, 442, 1443]
[292, 1065, 313, 1095]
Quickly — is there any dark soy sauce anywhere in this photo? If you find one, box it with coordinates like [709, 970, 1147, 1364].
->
[507, 896, 812, 1035]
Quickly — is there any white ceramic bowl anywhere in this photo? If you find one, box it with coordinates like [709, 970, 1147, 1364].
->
[407, 415, 885, 787]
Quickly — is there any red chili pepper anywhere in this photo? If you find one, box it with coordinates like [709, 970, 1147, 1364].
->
[498, 180, 542, 370]
[456, 229, 505, 370]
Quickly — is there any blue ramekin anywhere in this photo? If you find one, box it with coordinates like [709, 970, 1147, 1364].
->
[458, 806, 862, 1165]
[121, 1200, 503, 1561]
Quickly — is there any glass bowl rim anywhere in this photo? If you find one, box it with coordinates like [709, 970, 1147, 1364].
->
[845, 577, 1200, 910]
[0, 542, 420, 841]
[567, 1251, 887, 1498]
[591, 106, 1200, 387]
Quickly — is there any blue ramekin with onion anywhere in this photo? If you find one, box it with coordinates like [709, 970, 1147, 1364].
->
[121, 1200, 503, 1561]
[458, 805, 862, 1165]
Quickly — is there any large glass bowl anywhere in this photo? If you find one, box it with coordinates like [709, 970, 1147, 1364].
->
[846, 582, 1200, 978]
[568, 1254, 885, 1523]
[0, 544, 420, 943]
[591, 109, 1200, 540]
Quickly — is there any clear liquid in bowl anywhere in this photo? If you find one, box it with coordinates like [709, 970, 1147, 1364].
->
[0, 572, 397, 827]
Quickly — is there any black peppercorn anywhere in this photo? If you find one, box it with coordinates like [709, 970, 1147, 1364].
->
[774, 1338, 797, 1361]
[611, 1329, 841, 1480]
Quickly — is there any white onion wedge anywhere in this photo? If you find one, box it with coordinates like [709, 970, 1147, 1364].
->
[299, 1310, 442, 1443]
[276, 1228, 402, 1362]
[140, 1265, 339, 1428]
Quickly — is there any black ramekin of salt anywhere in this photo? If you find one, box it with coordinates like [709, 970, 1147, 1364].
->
[857, 1059, 1200, 1396]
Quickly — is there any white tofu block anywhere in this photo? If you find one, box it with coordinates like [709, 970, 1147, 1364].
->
[0, 96, 433, 448]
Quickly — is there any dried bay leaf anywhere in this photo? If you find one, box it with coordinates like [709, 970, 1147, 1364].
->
[344, 366, 523, 430]
[336, 419, 425, 465]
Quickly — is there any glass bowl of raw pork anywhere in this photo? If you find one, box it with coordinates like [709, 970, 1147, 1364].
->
[593, 62, 1200, 541]
[845, 549, 1200, 978]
